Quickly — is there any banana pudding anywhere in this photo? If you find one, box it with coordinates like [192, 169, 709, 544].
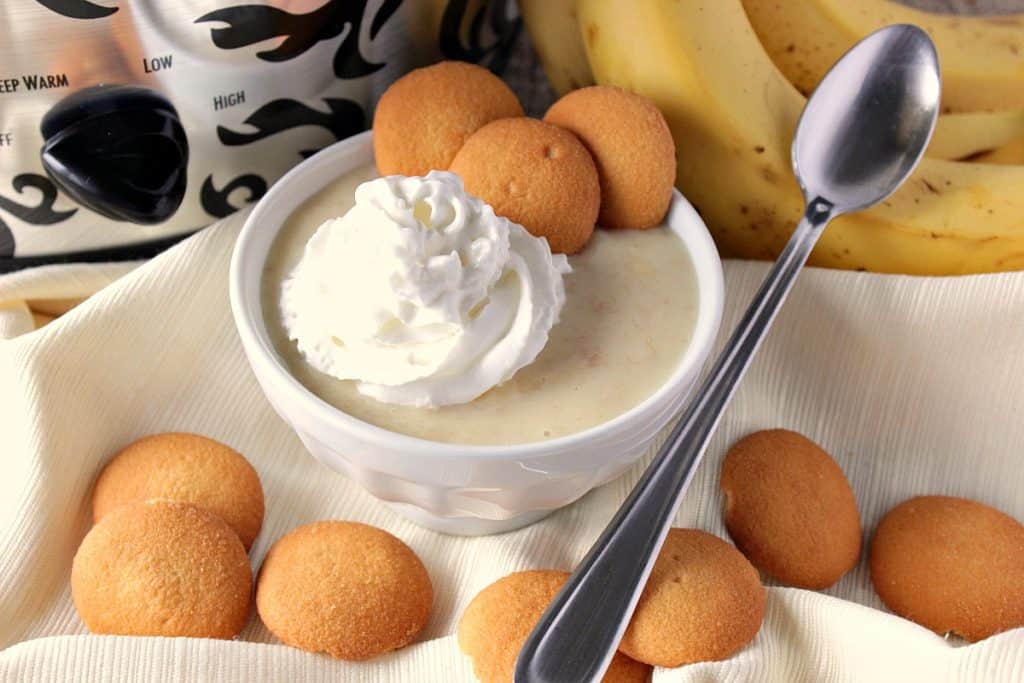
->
[262, 165, 698, 446]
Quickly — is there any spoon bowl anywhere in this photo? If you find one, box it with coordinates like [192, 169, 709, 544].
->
[794, 24, 940, 213]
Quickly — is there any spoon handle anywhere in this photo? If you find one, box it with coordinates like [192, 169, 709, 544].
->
[515, 199, 834, 683]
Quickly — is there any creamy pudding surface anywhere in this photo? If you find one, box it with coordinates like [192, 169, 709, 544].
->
[262, 166, 699, 445]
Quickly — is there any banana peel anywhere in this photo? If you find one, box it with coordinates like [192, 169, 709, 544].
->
[929, 111, 1024, 161]
[973, 136, 1024, 165]
[741, 0, 1024, 113]
[520, 0, 594, 95]
[578, 0, 1024, 275]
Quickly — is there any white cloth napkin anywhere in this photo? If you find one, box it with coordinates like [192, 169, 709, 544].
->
[1, 213, 1023, 682]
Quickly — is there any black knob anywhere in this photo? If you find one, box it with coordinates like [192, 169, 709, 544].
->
[40, 85, 188, 224]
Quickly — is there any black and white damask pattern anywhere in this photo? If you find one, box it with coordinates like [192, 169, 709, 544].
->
[216, 98, 365, 159]
[33, 0, 117, 19]
[199, 174, 268, 219]
[195, 0, 402, 78]
[6, 1, 522, 265]
[439, 0, 520, 74]
[0, 175, 78, 258]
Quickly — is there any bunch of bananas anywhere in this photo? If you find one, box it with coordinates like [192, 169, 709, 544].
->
[520, 0, 1024, 274]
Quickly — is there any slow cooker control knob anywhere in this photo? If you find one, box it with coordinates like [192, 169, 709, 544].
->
[40, 85, 189, 224]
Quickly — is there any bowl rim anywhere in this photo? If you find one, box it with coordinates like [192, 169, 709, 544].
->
[229, 130, 724, 461]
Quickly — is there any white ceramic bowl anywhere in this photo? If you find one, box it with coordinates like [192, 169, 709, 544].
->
[230, 131, 724, 536]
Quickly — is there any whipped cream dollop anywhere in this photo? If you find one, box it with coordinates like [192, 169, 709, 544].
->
[281, 171, 570, 408]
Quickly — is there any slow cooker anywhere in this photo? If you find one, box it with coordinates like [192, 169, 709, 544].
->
[0, 0, 518, 272]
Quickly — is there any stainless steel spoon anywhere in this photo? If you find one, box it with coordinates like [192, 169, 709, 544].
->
[515, 24, 940, 683]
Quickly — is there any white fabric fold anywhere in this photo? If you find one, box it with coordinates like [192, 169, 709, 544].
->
[1, 210, 1023, 682]
[0, 261, 137, 338]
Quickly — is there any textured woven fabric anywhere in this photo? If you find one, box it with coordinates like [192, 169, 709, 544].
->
[1, 212, 1023, 682]
[4, 1, 1024, 680]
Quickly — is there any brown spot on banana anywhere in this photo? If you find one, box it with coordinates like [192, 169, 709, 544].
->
[984, 16, 1023, 28]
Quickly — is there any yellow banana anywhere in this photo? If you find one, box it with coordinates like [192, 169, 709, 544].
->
[519, 0, 594, 95]
[578, 0, 1024, 274]
[741, 0, 1024, 113]
[929, 111, 1024, 161]
[973, 136, 1024, 165]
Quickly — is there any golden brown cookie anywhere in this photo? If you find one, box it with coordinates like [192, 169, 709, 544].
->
[92, 432, 264, 550]
[619, 529, 765, 668]
[256, 521, 432, 660]
[720, 429, 861, 589]
[458, 570, 650, 683]
[450, 117, 600, 254]
[870, 495, 1024, 642]
[373, 61, 523, 176]
[544, 85, 676, 230]
[71, 500, 252, 638]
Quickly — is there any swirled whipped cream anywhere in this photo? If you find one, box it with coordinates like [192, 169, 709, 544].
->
[281, 171, 570, 408]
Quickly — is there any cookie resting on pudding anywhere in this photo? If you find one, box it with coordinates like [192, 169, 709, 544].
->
[545, 85, 676, 230]
[373, 61, 523, 177]
[450, 117, 600, 254]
